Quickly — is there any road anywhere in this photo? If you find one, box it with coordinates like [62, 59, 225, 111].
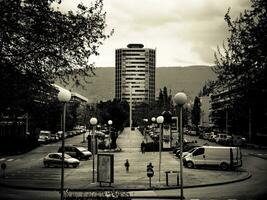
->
[0, 132, 267, 199]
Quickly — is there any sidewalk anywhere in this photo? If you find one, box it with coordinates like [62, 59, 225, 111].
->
[0, 128, 250, 191]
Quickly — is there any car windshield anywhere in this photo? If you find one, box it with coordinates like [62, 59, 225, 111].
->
[188, 147, 197, 153]
[77, 147, 87, 152]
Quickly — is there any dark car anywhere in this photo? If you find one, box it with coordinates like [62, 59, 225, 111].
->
[58, 145, 92, 160]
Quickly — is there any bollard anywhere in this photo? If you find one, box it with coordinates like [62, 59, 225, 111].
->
[165, 171, 179, 186]
[165, 171, 169, 186]
[177, 173, 179, 186]
[1, 163, 7, 178]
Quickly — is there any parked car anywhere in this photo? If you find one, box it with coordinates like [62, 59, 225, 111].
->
[208, 133, 217, 142]
[66, 131, 75, 138]
[38, 130, 51, 144]
[231, 135, 247, 146]
[188, 130, 197, 136]
[203, 132, 211, 140]
[225, 135, 233, 145]
[43, 153, 80, 168]
[198, 132, 205, 139]
[215, 133, 228, 144]
[58, 145, 92, 160]
[50, 133, 59, 142]
[95, 131, 105, 139]
[183, 146, 242, 170]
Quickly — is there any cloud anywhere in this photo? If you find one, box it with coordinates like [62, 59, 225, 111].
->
[57, 0, 252, 66]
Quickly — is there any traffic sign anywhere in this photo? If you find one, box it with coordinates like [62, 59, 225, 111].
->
[147, 168, 154, 177]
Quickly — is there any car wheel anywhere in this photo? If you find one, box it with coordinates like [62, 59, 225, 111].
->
[44, 163, 49, 168]
[220, 162, 229, 170]
[73, 164, 78, 168]
[187, 161, 194, 168]
[65, 163, 69, 168]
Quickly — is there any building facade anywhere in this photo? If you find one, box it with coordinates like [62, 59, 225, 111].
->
[115, 44, 155, 108]
[210, 87, 267, 145]
[200, 96, 211, 127]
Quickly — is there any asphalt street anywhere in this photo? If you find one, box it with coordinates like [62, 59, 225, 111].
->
[0, 128, 266, 199]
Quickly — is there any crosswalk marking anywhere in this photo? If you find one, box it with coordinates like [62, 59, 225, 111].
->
[0, 158, 6, 161]
[6, 158, 14, 162]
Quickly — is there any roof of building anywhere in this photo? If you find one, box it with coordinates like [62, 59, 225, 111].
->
[127, 43, 144, 48]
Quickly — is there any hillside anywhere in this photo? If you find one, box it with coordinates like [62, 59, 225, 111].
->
[65, 66, 216, 102]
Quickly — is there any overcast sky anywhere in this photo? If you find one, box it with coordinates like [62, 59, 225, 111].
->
[58, 0, 251, 67]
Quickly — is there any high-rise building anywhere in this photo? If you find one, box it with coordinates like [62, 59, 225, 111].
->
[115, 44, 155, 108]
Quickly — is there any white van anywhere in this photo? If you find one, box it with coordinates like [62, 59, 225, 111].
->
[183, 146, 242, 170]
[38, 130, 51, 144]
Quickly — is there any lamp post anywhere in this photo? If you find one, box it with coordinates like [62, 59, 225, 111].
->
[156, 116, 164, 182]
[143, 119, 148, 142]
[108, 120, 113, 150]
[56, 86, 71, 200]
[174, 92, 187, 199]
[90, 117, 98, 183]
[151, 117, 156, 153]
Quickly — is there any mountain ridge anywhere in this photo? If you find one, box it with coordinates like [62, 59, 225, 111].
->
[65, 65, 216, 102]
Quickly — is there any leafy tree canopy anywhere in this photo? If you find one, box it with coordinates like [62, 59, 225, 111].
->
[0, 0, 112, 114]
[213, 0, 266, 98]
[191, 96, 201, 127]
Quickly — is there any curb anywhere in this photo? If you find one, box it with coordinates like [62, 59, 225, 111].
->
[0, 171, 252, 192]
[249, 153, 267, 160]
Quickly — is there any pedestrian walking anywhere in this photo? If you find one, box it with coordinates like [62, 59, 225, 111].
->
[141, 141, 146, 154]
[124, 159, 130, 172]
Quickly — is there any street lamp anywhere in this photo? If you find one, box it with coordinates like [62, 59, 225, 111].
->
[108, 120, 113, 150]
[174, 92, 187, 199]
[143, 119, 148, 142]
[56, 86, 71, 200]
[156, 115, 164, 182]
[151, 117, 156, 153]
[90, 117, 98, 183]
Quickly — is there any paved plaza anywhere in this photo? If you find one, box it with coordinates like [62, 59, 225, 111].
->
[0, 128, 250, 191]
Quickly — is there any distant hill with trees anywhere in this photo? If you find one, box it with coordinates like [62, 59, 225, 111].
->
[65, 65, 217, 102]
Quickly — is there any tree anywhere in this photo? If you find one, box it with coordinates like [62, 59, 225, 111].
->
[213, 0, 266, 102]
[200, 80, 216, 96]
[156, 86, 173, 112]
[191, 96, 201, 128]
[0, 0, 112, 152]
[0, 0, 111, 115]
[158, 89, 164, 108]
[95, 99, 129, 149]
[211, 0, 267, 139]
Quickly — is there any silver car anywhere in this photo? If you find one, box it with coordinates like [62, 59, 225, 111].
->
[43, 153, 80, 168]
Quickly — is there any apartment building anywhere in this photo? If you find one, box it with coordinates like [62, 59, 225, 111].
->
[115, 44, 155, 108]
